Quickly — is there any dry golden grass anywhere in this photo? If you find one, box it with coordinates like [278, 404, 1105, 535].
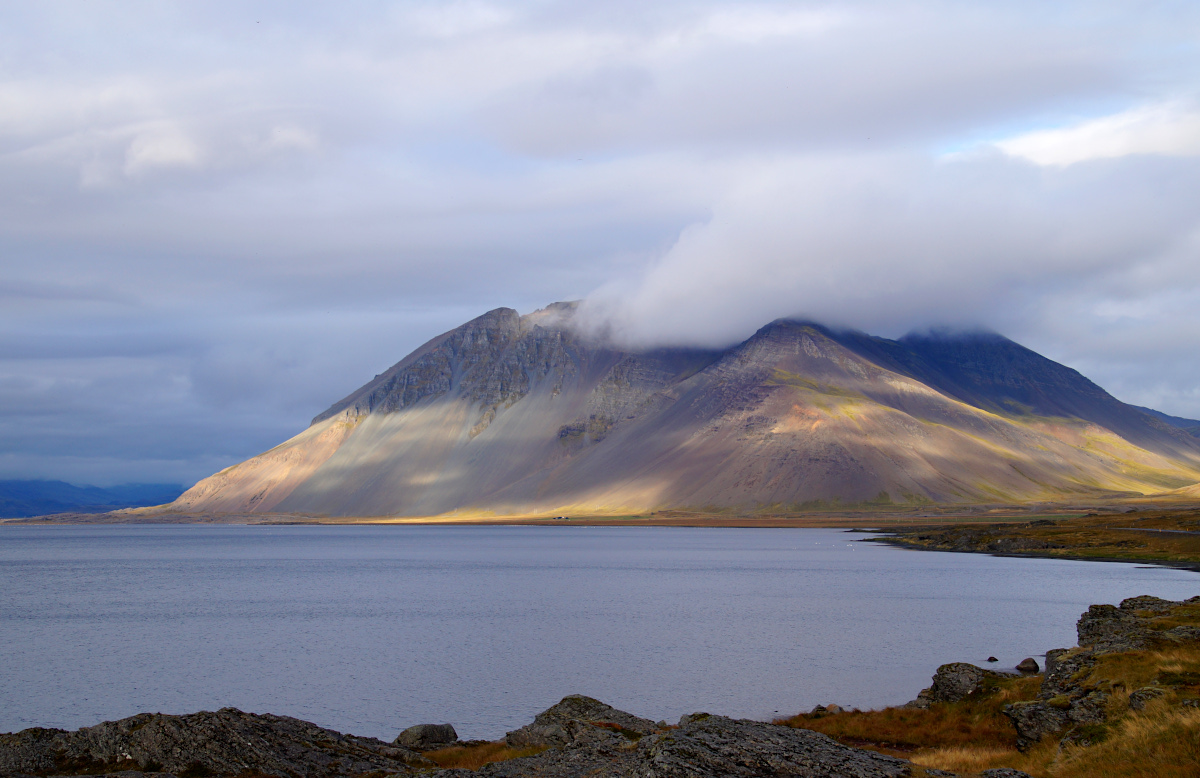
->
[422, 740, 547, 770]
[909, 745, 1019, 774]
[781, 599, 1200, 777]
[1048, 705, 1200, 778]
[777, 676, 1041, 758]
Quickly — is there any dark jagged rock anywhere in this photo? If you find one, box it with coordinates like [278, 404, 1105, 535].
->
[395, 722, 458, 751]
[0, 707, 429, 777]
[471, 712, 916, 778]
[1005, 594, 1200, 750]
[1076, 604, 1154, 653]
[503, 694, 659, 749]
[1075, 595, 1200, 653]
[1004, 647, 1106, 750]
[979, 769, 1034, 778]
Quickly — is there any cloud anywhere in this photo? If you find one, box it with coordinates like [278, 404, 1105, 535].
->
[583, 150, 1200, 347]
[2, 0, 1200, 485]
[123, 124, 203, 175]
[997, 101, 1200, 166]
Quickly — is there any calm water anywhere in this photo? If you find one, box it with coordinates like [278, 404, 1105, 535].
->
[1, 525, 1196, 740]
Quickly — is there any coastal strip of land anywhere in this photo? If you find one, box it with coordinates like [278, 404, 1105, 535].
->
[0, 505, 1164, 528]
[874, 508, 1200, 571]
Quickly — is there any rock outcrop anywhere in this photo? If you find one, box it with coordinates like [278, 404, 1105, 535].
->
[1004, 594, 1200, 750]
[503, 694, 659, 749]
[0, 699, 933, 778]
[905, 662, 1011, 708]
[474, 706, 922, 778]
[0, 707, 430, 777]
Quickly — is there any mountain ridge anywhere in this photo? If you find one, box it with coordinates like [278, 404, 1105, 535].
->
[0, 480, 184, 519]
[170, 303, 1200, 516]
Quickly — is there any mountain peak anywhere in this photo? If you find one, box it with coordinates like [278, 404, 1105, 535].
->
[174, 304, 1200, 517]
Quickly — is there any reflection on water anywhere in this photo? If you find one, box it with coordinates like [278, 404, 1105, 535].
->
[1, 525, 1195, 739]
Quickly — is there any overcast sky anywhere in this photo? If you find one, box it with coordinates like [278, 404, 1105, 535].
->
[3, 0, 1199, 486]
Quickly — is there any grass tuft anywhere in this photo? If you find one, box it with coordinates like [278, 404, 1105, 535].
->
[423, 740, 547, 770]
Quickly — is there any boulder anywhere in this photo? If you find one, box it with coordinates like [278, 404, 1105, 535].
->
[505, 695, 659, 749]
[395, 722, 458, 751]
[808, 704, 844, 716]
[905, 661, 1013, 708]
[1016, 657, 1040, 673]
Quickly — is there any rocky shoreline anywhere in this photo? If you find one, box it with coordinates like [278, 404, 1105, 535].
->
[4, 595, 1199, 778]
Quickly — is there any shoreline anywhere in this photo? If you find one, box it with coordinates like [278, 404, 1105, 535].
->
[4, 595, 1199, 776]
[867, 535, 1200, 573]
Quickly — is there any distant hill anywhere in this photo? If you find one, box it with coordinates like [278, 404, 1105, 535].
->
[1133, 406, 1200, 438]
[0, 481, 184, 518]
[170, 303, 1200, 516]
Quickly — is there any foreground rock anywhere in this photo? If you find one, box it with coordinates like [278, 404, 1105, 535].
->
[0, 707, 430, 777]
[0, 698, 936, 778]
[396, 722, 458, 751]
[466, 707, 922, 778]
[905, 662, 1011, 708]
[504, 694, 659, 748]
[1004, 594, 1200, 750]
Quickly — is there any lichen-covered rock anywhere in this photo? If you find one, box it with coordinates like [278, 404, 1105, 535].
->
[1003, 700, 1071, 750]
[0, 707, 429, 776]
[396, 722, 458, 751]
[504, 695, 659, 749]
[1004, 647, 1108, 751]
[979, 769, 1034, 778]
[906, 662, 1009, 707]
[1128, 687, 1167, 711]
[1077, 604, 1153, 653]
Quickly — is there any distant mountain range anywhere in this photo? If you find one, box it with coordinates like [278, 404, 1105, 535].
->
[171, 303, 1200, 517]
[0, 481, 184, 519]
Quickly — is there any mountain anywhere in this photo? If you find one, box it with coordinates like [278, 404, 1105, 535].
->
[0, 481, 185, 518]
[172, 303, 1200, 516]
[1133, 406, 1200, 438]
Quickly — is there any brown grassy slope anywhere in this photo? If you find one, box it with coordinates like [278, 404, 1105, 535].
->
[779, 600, 1200, 777]
[880, 508, 1200, 569]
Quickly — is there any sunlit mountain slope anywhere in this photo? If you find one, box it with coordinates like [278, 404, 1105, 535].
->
[172, 303, 1200, 516]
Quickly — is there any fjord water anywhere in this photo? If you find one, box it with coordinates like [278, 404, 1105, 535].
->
[2, 526, 1196, 740]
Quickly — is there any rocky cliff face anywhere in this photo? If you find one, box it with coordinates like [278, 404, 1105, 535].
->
[171, 303, 1200, 517]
